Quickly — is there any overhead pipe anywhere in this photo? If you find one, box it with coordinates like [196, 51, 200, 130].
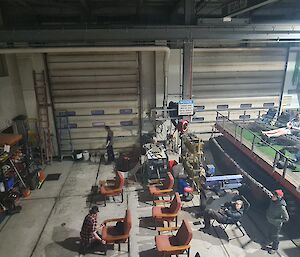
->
[0, 46, 170, 109]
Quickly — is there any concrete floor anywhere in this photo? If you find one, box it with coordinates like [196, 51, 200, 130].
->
[0, 160, 299, 257]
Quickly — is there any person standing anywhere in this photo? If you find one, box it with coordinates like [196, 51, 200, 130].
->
[105, 126, 115, 164]
[265, 190, 289, 254]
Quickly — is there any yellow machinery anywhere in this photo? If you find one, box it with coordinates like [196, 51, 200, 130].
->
[181, 134, 206, 192]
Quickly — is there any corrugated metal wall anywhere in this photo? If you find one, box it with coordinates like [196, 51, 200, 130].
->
[46, 52, 140, 153]
[191, 48, 289, 132]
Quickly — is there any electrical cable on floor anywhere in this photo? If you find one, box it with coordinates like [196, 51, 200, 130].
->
[89, 157, 102, 209]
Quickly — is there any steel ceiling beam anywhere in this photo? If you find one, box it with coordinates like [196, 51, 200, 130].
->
[170, 0, 184, 17]
[136, 0, 144, 17]
[223, 0, 281, 18]
[79, 0, 89, 13]
[0, 8, 3, 27]
[184, 0, 195, 25]
[1, 24, 300, 44]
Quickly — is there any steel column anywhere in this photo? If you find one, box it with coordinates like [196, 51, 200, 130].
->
[184, 0, 195, 25]
[277, 47, 290, 119]
[182, 41, 193, 99]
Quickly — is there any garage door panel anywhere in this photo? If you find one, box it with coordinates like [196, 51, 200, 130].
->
[193, 90, 279, 99]
[193, 70, 283, 79]
[193, 96, 282, 110]
[52, 88, 138, 97]
[62, 130, 138, 140]
[62, 137, 138, 150]
[59, 126, 138, 133]
[55, 107, 138, 116]
[53, 95, 138, 103]
[193, 96, 280, 108]
[51, 74, 138, 83]
[49, 61, 138, 70]
[60, 126, 138, 139]
[69, 120, 139, 128]
[194, 48, 286, 57]
[193, 64, 285, 73]
[47, 53, 137, 62]
[50, 68, 138, 77]
[193, 109, 263, 119]
[54, 100, 138, 109]
[193, 60, 286, 68]
[52, 82, 138, 90]
[193, 83, 282, 92]
[193, 54, 286, 64]
[61, 137, 138, 148]
[193, 75, 283, 85]
[67, 114, 138, 122]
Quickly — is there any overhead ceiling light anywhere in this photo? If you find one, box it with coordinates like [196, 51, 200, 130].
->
[223, 17, 232, 22]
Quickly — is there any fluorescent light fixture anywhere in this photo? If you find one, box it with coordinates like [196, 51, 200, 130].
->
[223, 17, 232, 22]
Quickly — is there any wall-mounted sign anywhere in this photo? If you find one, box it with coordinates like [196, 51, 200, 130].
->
[178, 100, 194, 115]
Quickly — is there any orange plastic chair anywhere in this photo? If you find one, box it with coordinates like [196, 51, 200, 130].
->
[99, 171, 125, 206]
[155, 219, 192, 257]
[152, 192, 182, 227]
[102, 209, 132, 255]
[149, 172, 174, 202]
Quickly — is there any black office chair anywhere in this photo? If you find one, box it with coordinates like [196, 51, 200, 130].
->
[212, 195, 250, 240]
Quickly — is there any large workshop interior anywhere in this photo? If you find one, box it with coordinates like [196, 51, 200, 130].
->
[1, 1, 300, 257]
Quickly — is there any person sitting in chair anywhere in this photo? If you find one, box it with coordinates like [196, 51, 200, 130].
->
[201, 200, 244, 230]
[262, 113, 300, 138]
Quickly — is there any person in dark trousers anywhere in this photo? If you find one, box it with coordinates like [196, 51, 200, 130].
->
[105, 126, 115, 164]
[79, 206, 104, 255]
[202, 200, 244, 229]
[264, 190, 289, 254]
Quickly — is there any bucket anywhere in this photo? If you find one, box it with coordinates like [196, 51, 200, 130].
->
[104, 153, 108, 163]
[83, 151, 90, 161]
[22, 188, 31, 198]
[73, 151, 83, 161]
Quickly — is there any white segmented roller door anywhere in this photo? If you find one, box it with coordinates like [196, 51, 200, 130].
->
[46, 52, 140, 153]
[191, 48, 289, 132]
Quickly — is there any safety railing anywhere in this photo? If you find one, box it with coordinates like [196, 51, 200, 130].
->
[216, 111, 293, 179]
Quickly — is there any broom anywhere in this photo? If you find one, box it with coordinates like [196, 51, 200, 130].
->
[9, 159, 31, 197]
